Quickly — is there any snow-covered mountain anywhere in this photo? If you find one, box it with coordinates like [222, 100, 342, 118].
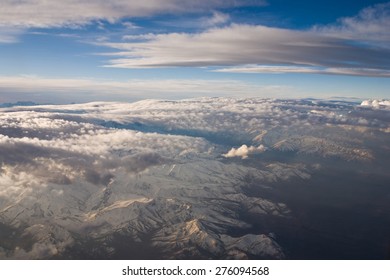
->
[0, 97, 389, 259]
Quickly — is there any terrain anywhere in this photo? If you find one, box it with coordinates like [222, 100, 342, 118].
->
[0, 97, 389, 259]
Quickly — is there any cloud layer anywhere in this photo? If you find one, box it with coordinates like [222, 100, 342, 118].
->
[0, 0, 266, 28]
[214, 65, 390, 77]
[1, 97, 389, 259]
[102, 22, 390, 74]
[0, 97, 386, 210]
[0, 76, 292, 103]
[315, 2, 390, 46]
[99, 3, 390, 77]
[1, 1, 389, 79]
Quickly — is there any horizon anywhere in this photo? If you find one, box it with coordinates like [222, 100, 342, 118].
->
[0, 0, 389, 103]
[0, 2, 390, 264]
[0, 95, 375, 107]
[1, 96, 389, 261]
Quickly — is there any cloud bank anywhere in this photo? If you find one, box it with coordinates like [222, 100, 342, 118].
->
[315, 2, 390, 47]
[1, 1, 389, 78]
[0, 76, 293, 103]
[101, 22, 390, 75]
[214, 65, 390, 77]
[0, 0, 266, 28]
[361, 99, 390, 109]
[1, 97, 388, 259]
[99, 3, 390, 77]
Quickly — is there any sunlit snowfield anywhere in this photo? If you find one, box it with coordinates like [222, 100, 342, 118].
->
[0, 98, 389, 259]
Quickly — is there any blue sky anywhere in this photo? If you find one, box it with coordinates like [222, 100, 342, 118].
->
[0, 0, 389, 103]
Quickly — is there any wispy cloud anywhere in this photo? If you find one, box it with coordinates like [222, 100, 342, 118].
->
[99, 3, 390, 77]
[155, 11, 231, 30]
[214, 65, 390, 77]
[0, 0, 266, 28]
[0, 76, 292, 103]
[313, 2, 390, 47]
[202, 11, 230, 27]
[0, 27, 23, 43]
[122, 21, 141, 30]
[122, 33, 158, 41]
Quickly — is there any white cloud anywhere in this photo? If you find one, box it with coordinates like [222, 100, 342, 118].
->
[0, 0, 266, 28]
[0, 97, 383, 188]
[149, 11, 231, 31]
[100, 23, 390, 75]
[122, 33, 159, 41]
[0, 120, 210, 160]
[214, 65, 390, 77]
[100, 24, 312, 68]
[0, 97, 387, 259]
[361, 99, 390, 109]
[0, 75, 294, 102]
[202, 12, 230, 27]
[0, 27, 23, 43]
[122, 22, 140, 30]
[314, 2, 390, 47]
[0, 167, 43, 199]
[223, 144, 266, 159]
[98, 3, 390, 77]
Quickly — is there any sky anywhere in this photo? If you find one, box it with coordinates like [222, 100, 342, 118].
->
[0, 0, 389, 103]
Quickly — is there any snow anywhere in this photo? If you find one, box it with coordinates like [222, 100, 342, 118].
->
[0, 97, 388, 259]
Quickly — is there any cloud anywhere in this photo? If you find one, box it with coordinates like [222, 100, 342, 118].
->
[100, 24, 313, 68]
[314, 2, 390, 47]
[1, 97, 387, 259]
[214, 65, 390, 77]
[101, 23, 390, 71]
[223, 144, 266, 159]
[99, 3, 390, 77]
[202, 12, 230, 27]
[0, 0, 266, 28]
[0, 75, 292, 103]
[0, 104, 217, 197]
[157, 11, 231, 30]
[122, 33, 158, 41]
[0, 97, 385, 197]
[0, 27, 23, 43]
[361, 99, 390, 109]
[122, 22, 140, 30]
